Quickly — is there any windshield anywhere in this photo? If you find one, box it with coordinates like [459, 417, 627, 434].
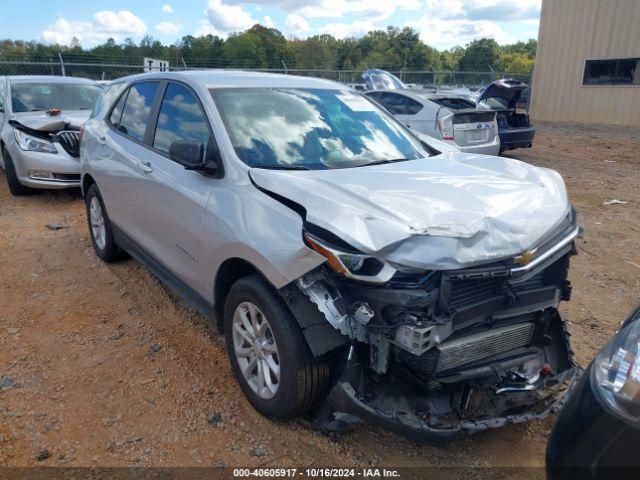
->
[211, 88, 426, 170]
[11, 82, 102, 113]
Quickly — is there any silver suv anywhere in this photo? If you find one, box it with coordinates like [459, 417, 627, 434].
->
[0, 76, 101, 195]
[81, 71, 580, 442]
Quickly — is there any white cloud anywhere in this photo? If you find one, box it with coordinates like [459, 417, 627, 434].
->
[162, 4, 174, 14]
[204, 0, 256, 36]
[194, 20, 215, 37]
[285, 14, 310, 35]
[155, 21, 182, 37]
[424, 0, 540, 21]
[405, 0, 540, 48]
[407, 17, 515, 49]
[263, 15, 275, 28]
[319, 20, 376, 39]
[224, 0, 423, 20]
[42, 10, 147, 46]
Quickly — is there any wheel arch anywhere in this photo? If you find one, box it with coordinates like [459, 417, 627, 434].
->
[81, 173, 96, 198]
[213, 257, 270, 332]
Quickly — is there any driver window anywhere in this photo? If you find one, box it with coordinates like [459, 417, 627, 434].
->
[153, 82, 212, 162]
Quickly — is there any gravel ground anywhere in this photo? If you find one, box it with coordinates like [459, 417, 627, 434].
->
[0, 123, 639, 471]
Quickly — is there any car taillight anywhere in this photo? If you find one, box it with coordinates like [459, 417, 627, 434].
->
[437, 112, 454, 141]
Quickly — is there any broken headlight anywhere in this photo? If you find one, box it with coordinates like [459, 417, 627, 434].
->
[304, 233, 396, 284]
[593, 308, 640, 424]
[14, 129, 57, 154]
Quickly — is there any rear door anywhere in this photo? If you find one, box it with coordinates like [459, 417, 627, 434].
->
[97, 81, 162, 242]
[133, 81, 218, 295]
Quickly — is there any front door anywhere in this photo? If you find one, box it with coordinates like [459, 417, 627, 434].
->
[133, 81, 218, 297]
[98, 81, 162, 244]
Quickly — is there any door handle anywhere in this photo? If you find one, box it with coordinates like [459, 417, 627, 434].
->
[139, 160, 153, 174]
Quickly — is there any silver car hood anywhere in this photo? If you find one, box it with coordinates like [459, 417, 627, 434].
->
[250, 153, 570, 270]
[9, 110, 91, 132]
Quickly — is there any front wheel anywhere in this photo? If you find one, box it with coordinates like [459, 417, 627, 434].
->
[85, 184, 126, 262]
[2, 150, 31, 196]
[224, 275, 329, 420]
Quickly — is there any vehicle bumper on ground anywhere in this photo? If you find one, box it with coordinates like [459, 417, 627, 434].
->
[546, 362, 640, 478]
[499, 127, 536, 151]
[455, 135, 501, 156]
[6, 142, 81, 189]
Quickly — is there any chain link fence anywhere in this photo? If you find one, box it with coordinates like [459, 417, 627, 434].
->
[0, 58, 532, 91]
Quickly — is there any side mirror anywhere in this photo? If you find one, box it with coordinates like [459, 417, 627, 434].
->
[170, 140, 221, 177]
[169, 140, 204, 166]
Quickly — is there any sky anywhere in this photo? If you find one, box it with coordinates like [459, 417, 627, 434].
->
[0, 0, 542, 50]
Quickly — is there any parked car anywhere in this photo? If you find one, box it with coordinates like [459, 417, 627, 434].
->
[476, 79, 536, 152]
[547, 304, 640, 477]
[81, 70, 580, 443]
[0, 75, 102, 195]
[362, 69, 500, 156]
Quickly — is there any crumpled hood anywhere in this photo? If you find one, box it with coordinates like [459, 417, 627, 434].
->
[250, 153, 570, 270]
[9, 110, 91, 132]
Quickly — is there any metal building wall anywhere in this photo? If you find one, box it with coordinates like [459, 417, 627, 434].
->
[530, 0, 640, 126]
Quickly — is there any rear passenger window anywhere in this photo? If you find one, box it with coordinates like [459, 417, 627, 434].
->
[118, 82, 160, 142]
[153, 82, 211, 156]
[380, 93, 422, 115]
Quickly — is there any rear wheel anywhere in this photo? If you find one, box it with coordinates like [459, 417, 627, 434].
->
[224, 275, 329, 420]
[2, 150, 31, 196]
[85, 184, 126, 262]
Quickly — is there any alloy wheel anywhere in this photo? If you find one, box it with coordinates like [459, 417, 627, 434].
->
[89, 196, 107, 250]
[232, 301, 281, 399]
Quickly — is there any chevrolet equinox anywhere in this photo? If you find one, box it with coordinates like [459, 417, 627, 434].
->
[80, 71, 580, 443]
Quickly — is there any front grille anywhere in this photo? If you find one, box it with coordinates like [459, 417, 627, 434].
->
[436, 322, 535, 372]
[447, 277, 502, 310]
[512, 271, 546, 291]
[56, 130, 81, 158]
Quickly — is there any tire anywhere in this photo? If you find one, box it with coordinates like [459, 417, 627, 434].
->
[224, 274, 329, 420]
[2, 150, 31, 196]
[85, 183, 126, 262]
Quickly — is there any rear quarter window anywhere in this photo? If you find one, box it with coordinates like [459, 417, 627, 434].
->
[93, 82, 126, 118]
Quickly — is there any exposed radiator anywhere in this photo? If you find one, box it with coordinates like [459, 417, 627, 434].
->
[436, 322, 535, 372]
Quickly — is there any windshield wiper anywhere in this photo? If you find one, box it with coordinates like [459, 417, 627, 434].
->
[252, 164, 311, 170]
[358, 158, 409, 167]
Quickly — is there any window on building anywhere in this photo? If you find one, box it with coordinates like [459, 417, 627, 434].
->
[583, 58, 640, 85]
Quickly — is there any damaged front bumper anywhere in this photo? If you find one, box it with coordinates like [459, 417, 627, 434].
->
[284, 217, 581, 443]
[6, 120, 82, 189]
[326, 360, 580, 444]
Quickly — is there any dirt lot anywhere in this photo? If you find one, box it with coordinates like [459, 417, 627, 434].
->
[1, 123, 639, 471]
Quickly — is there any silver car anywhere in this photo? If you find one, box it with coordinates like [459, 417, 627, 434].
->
[0, 76, 101, 195]
[81, 71, 580, 442]
[361, 70, 500, 156]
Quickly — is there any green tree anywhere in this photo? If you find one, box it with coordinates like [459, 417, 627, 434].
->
[458, 38, 501, 71]
[223, 31, 267, 68]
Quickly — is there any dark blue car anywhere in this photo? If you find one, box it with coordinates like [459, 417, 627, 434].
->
[477, 79, 536, 153]
[547, 304, 640, 478]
